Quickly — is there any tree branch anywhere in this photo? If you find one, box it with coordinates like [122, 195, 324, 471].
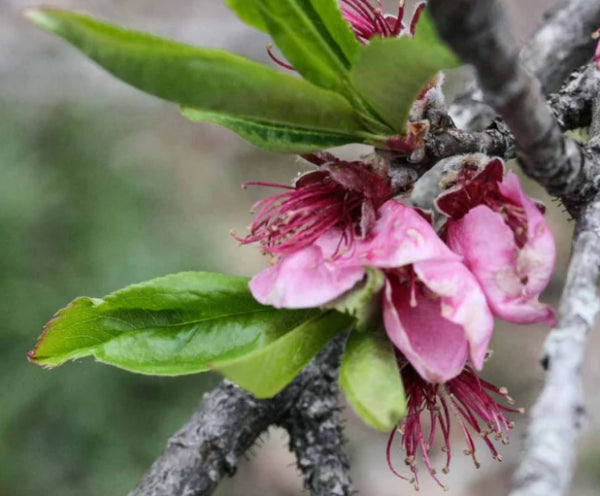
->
[277, 341, 353, 496]
[424, 64, 600, 163]
[449, 0, 600, 131]
[429, 0, 600, 212]
[129, 335, 352, 496]
[521, 0, 600, 96]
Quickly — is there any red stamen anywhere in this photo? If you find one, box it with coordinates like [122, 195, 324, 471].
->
[340, 0, 421, 43]
[410, 2, 427, 37]
[237, 160, 393, 257]
[388, 364, 520, 489]
[266, 44, 295, 71]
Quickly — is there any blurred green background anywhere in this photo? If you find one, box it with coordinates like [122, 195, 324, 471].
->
[3, 0, 600, 495]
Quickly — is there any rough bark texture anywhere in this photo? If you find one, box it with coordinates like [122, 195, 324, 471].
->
[276, 346, 352, 496]
[129, 335, 352, 496]
[521, 0, 600, 95]
[449, 0, 600, 131]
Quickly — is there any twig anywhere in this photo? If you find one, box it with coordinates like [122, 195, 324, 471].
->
[129, 336, 352, 496]
[277, 341, 353, 496]
[424, 65, 599, 163]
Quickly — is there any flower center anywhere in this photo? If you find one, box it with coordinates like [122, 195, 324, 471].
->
[236, 159, 394, 257]
[340, 0, 426, 44]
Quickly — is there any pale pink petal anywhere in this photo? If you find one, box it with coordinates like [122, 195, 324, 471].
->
[249, 232, 365, 308]
[447, 205, 556, 326]
[498, 173, 557, 296]
[337, 199, 460, 269]
[383, 277, 469, 383]
[414, 259, 494, 370]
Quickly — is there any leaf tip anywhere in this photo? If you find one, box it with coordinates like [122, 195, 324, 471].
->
[23, 7, 59, 31]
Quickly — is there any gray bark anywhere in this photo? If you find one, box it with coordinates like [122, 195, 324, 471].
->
[449, 0, 600, 131]
[129, 335, 352, 496]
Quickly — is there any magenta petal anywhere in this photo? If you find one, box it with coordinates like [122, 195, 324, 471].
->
[340, 200, 460, 269]
[414, 260, 494, 370]
[383, 277, 469, 383]
[447, 204, 556, 326]
[249, 232, 365, 309]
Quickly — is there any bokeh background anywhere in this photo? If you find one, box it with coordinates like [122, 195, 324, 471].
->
[3, 0, 600, 494]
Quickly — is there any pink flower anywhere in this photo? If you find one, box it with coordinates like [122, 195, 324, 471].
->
[436, 157, 557, 326]
[389, 363, 522, 490]
[235, 153, 394, 257]
[340, 0, 426, 44]
[249, 199, 494, 383]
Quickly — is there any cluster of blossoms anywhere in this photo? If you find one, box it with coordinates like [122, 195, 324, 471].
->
[238, 153, 555, 489]
[237, 1, 557, 490]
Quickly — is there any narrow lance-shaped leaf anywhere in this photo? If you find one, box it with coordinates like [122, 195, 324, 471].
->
[224, 0, 268, 32]
[250, 0, 355, 95]
[340, 329, 406, 431]
[304, 0, 361, 64]
[29, 272, 319, 376]
[25, 8, 365, 139]
[350, 12, 462, 133]
[215, 311, 352, 398]
[181, 108, 361, 153]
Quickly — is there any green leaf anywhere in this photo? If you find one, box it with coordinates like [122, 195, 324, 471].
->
[181, 108, 360, 153]
[29, 272, 319, 376]
[25, 8, 364, 137]
[350, 14, 461, 133]
[215, 311, 352, 398]
[324, 268, 385, 331]
[252, 0, 356, 94]
[306, 0, 361, 64]
[225, 0, 268, 32]
[340, 329, 406, 431]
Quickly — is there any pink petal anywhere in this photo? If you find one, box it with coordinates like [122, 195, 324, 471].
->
[499, 173, 557, 296]
[447, 204, 556, 326]
[414, 259, 495, 370]
[339, 200, 460, 269]
[249, 231, 365, 309]
[383, 276, 470, 383]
